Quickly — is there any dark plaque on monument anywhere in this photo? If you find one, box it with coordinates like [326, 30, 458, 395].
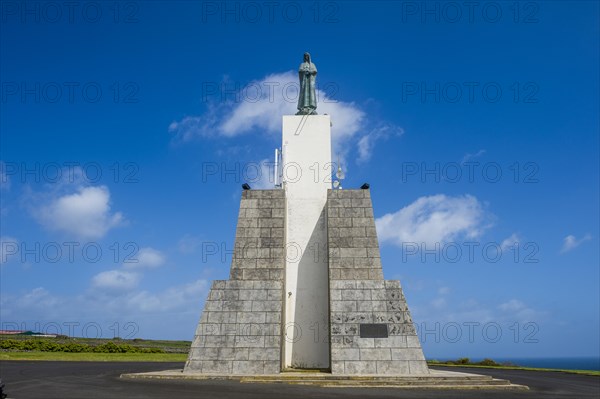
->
[359, 324, 389, 338]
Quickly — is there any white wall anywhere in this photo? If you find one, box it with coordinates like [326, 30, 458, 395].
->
[282, 115, 331, 369]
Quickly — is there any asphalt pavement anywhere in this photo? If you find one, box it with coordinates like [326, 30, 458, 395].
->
[0, 361, 598, 399]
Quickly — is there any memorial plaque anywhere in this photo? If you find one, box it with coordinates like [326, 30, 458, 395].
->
[359, 323, 388, 338]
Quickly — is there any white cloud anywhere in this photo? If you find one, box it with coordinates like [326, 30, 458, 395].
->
[33, 185, 124, 239]
[169, 71, 402, 167]
[376, 194, 490, 247]
[92, 270, 140, 292]
[498, 299, 526, 312]
[20, 287, 60, 310]
[357, 135, 372, 163]
[178, 234, 203, 254]
[125, 279, 209, 313]
[0, 236, 18, 264]
[1, 278, 210, 337]
[414, 295, 545, 326]
[357, 124, 404, 163]
[1, 287, 61, 318]
[497, 299, 540, 322]
[169, 72, 365, 145]
[168, 114, 216, 141]
[560, 234, 591, 253]
[500, 233, 520, 251]
[461, 149, 486, 164]
[124, 247, 166, 269]
[218, 72, 300, 137]
[431, 297, 447, 309]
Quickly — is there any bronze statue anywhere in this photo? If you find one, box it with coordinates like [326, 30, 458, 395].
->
[297, 52, 318, 115]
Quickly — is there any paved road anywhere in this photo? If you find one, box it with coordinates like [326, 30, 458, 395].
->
[0, 361, 598, 399]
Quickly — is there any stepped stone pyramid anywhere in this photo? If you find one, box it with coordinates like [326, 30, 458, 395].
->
[124, 55, 522, 390]
[184, 187, 428, 375]
[327, 189, 428, 375]
[185, 190, 286, 375]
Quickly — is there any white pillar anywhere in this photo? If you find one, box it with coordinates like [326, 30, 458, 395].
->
[282, 115, 331, 369]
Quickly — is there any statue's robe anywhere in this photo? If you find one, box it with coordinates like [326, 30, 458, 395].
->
[297, 61, 317, 114]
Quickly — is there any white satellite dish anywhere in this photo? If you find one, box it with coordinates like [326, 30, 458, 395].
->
[333, 157, 345, 189]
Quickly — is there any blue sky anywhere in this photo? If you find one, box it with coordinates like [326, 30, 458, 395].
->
[1, 1, 598, 360]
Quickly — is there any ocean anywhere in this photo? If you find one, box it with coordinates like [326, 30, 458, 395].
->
[465, 357, 600, 371]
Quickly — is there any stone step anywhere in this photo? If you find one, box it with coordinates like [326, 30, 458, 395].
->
[239, 374, 514, 387]
[301, 383, 523, 390]
[120, 370, 528, 390]
[241, 380, 515, 388]
[244, 373, 493, 381]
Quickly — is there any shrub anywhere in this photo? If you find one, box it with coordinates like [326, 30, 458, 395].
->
[0, 339, 165, 354]
[477, 358, 501, 367]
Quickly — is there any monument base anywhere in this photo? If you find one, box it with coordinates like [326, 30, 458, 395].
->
[120, 369, 528, 390]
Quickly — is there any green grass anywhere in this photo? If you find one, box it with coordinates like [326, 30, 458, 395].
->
[0, 351, 188, 362]
[0, 335, 191, 361]
[427, 361, 600, 377]
[0, 335, 191, 353]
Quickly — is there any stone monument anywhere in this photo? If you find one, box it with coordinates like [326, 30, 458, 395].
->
[183, 53, 428, 375]
[122, 55, 524, 389]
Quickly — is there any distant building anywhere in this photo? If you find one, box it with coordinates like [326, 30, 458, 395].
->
[0, 330, 57, 337]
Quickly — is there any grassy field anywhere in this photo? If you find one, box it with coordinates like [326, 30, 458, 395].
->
[0, 351, 188, 362]
[0, 335, 191, 361]
[0, 335, 191, 353]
